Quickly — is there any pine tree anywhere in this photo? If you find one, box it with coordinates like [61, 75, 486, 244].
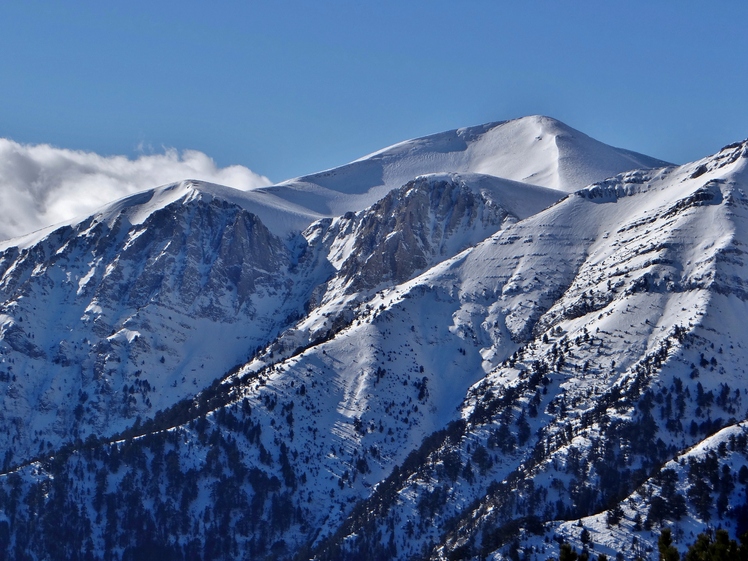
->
[683, 529, 746, 561]
[658, 528, 679, 561]
[560, 542, 578, 561]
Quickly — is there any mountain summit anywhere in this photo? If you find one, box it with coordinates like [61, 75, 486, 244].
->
[258, 115, 670, 217]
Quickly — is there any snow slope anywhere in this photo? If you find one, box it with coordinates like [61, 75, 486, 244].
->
[312, 139, 748, 560]
[0, 180, 331, 465]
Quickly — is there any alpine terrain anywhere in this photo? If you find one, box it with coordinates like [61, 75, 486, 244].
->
[0, 115, 746, 561]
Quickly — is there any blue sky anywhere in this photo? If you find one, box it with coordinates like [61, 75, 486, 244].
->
[1, 1, 747, 182]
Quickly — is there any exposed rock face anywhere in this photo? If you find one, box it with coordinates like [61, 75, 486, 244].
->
[90, 197, 290, 320]
[333, 175, 510, 292]
[0, 185, 305, 463]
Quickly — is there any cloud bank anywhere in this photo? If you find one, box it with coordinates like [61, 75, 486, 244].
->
[0, 139, 272, 240]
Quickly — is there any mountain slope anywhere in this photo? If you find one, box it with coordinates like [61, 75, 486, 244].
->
[0, 172, 561, 470]
[0, 181, 330, 466]
[295, 173, 562, 332]
[308, 139, 748, 560]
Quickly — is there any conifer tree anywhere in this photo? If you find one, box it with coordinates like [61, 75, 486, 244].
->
[658, 528, 679, 561]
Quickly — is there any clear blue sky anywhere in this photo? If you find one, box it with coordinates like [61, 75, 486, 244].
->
[1, 1, 747, 182]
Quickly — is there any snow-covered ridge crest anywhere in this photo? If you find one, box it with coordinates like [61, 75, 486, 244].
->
[577, 137, 748, 204]
[348, 115, 669, 192]
[0, 179, 323, 252]
[0, 115, 669, 248]
[0, 138, 271, 241]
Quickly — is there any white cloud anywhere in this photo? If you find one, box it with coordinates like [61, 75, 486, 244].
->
[0, 139, 272, 240]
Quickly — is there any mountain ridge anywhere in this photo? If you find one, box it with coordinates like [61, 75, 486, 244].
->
[0, 118, 745, 561]
[0, 115, 669, 247]
[260, 115, 670, 219]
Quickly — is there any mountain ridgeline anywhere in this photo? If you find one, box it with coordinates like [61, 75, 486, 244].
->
[0, 116, 747, 561]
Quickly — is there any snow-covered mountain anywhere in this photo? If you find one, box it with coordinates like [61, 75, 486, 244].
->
[0, 117, 745, 561]
[310, 138, 748, 561]
[0, 181, 324, 466]
[257, 115, 669, 217]
[0, 170, 561, 469]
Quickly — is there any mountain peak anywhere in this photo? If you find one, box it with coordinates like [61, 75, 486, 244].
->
[259, 115, 669, 221]
[504, 113, 572, 130]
